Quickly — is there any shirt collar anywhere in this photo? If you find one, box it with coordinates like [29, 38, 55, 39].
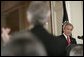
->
[63, 33, 67, 40]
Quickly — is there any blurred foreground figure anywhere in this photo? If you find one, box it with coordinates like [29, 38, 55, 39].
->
[1, 31, 47, 56]
[1, 1, 57, 56]
[27, 1, 50, 26]
[66, 44, 83, 56]
[27, 1, 59, 56]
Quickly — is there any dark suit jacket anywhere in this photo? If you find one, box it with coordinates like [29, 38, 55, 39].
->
[30, 25, 77, 56]
[56, 35, 77, 56]
[30, 25, 59, 56]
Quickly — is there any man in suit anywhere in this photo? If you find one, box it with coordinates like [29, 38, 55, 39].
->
[56, 22, 77, 56]
[26, 1, 59, 56]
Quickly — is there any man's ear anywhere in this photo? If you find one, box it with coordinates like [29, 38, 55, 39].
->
[26, 11, 32, 23]
[44, 11, 50, 22]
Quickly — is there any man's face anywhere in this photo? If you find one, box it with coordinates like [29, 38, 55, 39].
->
[63, 25, 73, 36]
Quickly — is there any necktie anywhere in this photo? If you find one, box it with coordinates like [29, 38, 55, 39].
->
[67, 36, 71, 45]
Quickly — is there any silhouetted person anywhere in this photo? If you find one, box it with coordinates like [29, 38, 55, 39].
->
[26, 1, 60, 56]
[1, 31, 47, 56]
[1, 1, 58, 56]
[66, 44, 83, 56]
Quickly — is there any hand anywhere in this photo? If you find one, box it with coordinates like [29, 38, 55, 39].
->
[1, 27, 11, 44]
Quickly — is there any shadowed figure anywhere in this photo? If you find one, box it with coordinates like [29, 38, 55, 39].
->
[66, 44, 83, 56]
[1, 31, 47, 56]
[27, 1, 60, 56]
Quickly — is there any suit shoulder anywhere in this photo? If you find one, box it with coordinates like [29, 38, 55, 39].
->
[56, 35, 64, 38]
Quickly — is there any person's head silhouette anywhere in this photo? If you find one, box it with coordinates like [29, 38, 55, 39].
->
[1, 31, 47, 56]
[27, 1, 50, 26]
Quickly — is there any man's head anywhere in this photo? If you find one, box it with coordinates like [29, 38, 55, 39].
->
[63, 22, 74, 36]
[27, 1, 50, 25]
[66, 44, 83, 56]
[70, 45, 83, 56]
[1, 31, 47, 56]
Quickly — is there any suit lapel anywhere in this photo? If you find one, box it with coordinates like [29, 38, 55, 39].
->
[61, 35, 68, 46]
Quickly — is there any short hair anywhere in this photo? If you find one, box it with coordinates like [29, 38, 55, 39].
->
[63, 22, 74, 30]
[1, 31, 47, 56]
[27, 1, 50, 25]
[66, 44, 83, 56]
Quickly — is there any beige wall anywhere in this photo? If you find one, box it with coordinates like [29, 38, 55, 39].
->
[51, 1, 63, 36]
[69, 1, 83, 44]
[51, 1, 83, 44]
